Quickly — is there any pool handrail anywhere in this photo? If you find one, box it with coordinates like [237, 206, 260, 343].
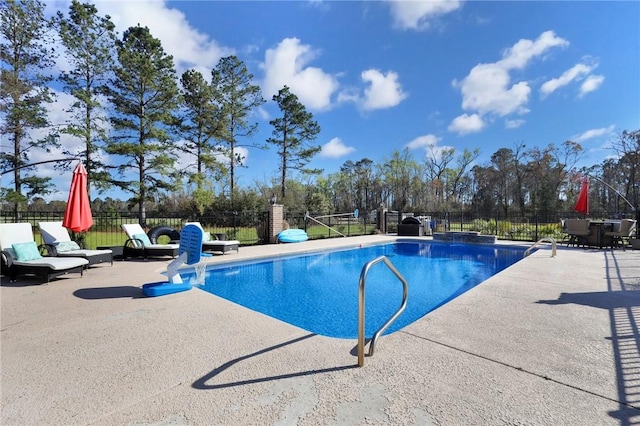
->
[524, 237, 557, 258]
[358, 255, 408, 367]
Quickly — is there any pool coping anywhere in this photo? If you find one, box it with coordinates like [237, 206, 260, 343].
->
[2, 235, 640, 425]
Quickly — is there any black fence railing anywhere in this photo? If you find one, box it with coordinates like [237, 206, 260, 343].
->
[0, 211, 268, 248]
[388, 210, 639, 242]
[284, 210, 376, 239]
[1, 208, 636, 249]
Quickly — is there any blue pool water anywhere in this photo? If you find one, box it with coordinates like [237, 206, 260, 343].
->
[191, 242, 525, 338]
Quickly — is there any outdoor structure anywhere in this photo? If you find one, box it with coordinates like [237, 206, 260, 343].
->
[267, 203, 284, 244]
[397, 216, 425, 236]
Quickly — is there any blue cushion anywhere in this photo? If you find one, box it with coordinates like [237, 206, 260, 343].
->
[12, 241, 43, 261]
[132, 233, 151, 247]
[55, 241, 80, 252]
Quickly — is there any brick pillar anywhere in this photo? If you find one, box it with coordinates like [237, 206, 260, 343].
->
[268, 204, 283, 243]
[377, 204, 387, 234]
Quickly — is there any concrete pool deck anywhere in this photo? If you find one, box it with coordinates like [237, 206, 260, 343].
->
[2, 235, 640, 425]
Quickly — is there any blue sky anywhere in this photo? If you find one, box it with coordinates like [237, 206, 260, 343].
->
[13, 1, 640, 201]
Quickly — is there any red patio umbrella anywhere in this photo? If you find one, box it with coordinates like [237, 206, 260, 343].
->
[62, 163, 94, 232]
[573, 176, 590, 215]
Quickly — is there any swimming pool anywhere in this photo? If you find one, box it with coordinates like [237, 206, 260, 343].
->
[193, 241, 525, 338]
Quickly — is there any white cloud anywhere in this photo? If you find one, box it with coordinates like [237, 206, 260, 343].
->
[261, 38, 339, 111]
[94, 0, 233, 76]
[450, 31, 568, 134]
[448, 113, 485, 135]
[498, 31, 568, 69]
[574, 125, 615, 142]
[505, 119, 525, 129]
[454, 63, 531, 116]
[406, 134, 440, 150]
[361, 69, 408, 110]
[540, 63, 596, 97]
[579, 74, 604, 97]
[386, 0, 462, 30]
[320, 137, 355, 158]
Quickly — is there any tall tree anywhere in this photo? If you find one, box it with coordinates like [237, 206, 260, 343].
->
[267, 86, 321, 200]
[0, 0, 58, 214]
[354, 158, 374, 212]
[523, 141, 583, 216]
[378, 148, 418, 211]
[179, 69, 226, 213]
[55, 0, 116, 199]
[424, 146, 455, 209]
[210, 56, 264, 205]
[104, 25, 180, 226]
[610, 129, 640, 221]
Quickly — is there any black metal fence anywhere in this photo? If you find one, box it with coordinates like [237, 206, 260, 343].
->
[0, 211, 268, 248]
[387, 210, 638, 242]
[1, 208, 636, 249]
[285, 210, 376, 239]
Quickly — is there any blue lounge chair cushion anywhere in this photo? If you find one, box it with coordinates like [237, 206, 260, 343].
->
[55, 241, 81, 252]
[12, 241, 43, 261]
[132, 233, 151, 247]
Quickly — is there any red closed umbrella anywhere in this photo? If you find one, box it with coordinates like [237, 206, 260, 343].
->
[573, 176, 589, 215]
[62, 163, 94, 232]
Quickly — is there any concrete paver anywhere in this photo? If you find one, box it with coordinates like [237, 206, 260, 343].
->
[2, 236, 640, 425]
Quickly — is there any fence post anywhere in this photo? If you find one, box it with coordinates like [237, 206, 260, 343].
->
[267, 204, 283, 243]
[377, 204, 387, 234]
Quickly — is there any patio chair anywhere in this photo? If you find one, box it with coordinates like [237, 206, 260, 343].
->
[185, 222, 239, 254]
[564, 218, 591, 248]
[121, 223, 179, 259]
[38, 221, 113, 266]
[0, 223, 88, 282]
[604, 219, 637, 250]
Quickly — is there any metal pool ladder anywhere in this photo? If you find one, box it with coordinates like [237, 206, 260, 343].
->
[524, 237, 557, 257]
[358, 256, 408, 367]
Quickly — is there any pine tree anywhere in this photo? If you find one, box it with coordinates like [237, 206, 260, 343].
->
[267, 86, 321, 200]
[55, 0, 116, 200]
[104, 25, 180, 226]
[179, 69, 227, 213]
[210, 56, 264, 206]
[0, 0, 58, 214]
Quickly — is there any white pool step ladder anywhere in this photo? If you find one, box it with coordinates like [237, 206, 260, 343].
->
[357, 256, 408, 367]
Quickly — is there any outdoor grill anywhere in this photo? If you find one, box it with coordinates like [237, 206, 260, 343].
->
[397, 216, 424, 236]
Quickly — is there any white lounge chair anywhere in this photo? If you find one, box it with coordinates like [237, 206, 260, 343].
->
[0, 223, 88, 282]
[185, 222, 239, 254]
[121, 223, 179, 259]
[38, 221, 112, 266]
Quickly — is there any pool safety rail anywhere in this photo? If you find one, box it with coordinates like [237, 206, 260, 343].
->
[524, 237, 557, 258]
[358, 255, 408, 367]
[304, 209, 359, 238]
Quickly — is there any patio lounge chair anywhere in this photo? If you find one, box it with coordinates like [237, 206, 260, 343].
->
[185, 222, 239, 254]
[0, 223, 88, 282]
[38, 221, 113, 266]
[121, 223, 179, 259]
[604, 219, 637, 250]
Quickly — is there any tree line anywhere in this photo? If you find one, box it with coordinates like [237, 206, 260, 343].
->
[2, 0, 638, 222]
[1, 0, 320, 223]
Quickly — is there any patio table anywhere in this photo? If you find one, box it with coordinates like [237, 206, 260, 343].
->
[586, 221, 613, 248]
